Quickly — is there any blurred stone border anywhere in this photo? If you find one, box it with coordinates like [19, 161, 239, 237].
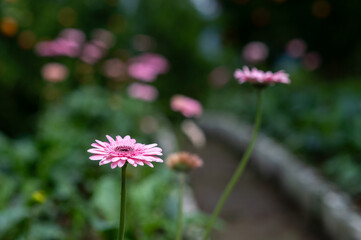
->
[197, 112, 361, 240]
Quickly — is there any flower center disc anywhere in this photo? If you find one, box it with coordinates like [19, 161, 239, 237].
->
[114, 146, 133, 153]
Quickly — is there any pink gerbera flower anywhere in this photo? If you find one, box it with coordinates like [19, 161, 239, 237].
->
[170, 95, 203, 118]
[88, 135, 163, 168]
[234, 66, 290, 85]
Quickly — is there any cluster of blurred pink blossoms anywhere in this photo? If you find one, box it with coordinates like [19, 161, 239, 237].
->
[36, 28, 114, 64]
[37, 28, 203, 118]
[242, 39, 321, 71]
[37, 28, 169, 85]
[38, 28, 115, 82]
[234, 66, 290, 85]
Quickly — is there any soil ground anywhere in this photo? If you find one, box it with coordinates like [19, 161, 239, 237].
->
[187, 138, 330, 240]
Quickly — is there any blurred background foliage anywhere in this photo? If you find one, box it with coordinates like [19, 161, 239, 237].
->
[1, 0, 361, 239]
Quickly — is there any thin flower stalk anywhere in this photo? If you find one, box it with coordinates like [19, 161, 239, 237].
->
[201, 89, 263, 240]
[117, 163, 128, 240]
[166, 152, 203, 239]
[175, 172, 185, 240]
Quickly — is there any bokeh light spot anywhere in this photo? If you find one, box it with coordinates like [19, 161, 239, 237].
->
[18, 31, 37, 49]
[242, 41, 269, 63]
[303, 52, 322, 70]
[1, 17, 18, 37]
[286, 38, 307, 58]
[312, 0, 331, 19]
[58, 7, 77, 27]
[208, 66, 231, 88]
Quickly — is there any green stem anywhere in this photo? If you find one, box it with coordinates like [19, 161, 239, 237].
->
[25, 212, 32, 240]
[175, 173, 185, 240]
[117, 163, 128, 240]
[201, 89, 263, 240]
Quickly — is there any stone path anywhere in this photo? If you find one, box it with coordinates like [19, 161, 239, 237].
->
[187, 138, 329, 240]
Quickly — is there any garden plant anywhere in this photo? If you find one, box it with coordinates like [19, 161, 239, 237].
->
[2, 0, 361, 239]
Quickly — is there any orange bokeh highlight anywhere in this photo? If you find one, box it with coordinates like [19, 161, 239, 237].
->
[1, 17, 18, 37]
[312, 0, 331, 19]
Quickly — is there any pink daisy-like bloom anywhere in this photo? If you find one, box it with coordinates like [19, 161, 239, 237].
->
[234, 66, 290, 85]
[88, 135, 163, 169]
[170, 95, 203, 118]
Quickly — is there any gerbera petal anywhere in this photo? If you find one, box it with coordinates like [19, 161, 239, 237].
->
[100, 158, 112, 165]
[144, 143, 157, 149]
[144, 151, 163, 156]
[143, 156, 163, 162]
[91, 143, 103, 148]
[90, 155, 105, 160]
[95, 140, 108, 147]
[143, 160, 154, 168]
[106, 135, 116, 145]
[134, 160, 144, 166]
[88, 149, 107, 154]
[111, 157, 122, 162]
[117, 161, 126, 168]
[111, 162, 118, 169]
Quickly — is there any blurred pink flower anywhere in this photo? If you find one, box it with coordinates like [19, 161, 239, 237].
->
[303, 52, 322, 71]
[128, 62, 157, 81]
[91, 29, 115, 49]
[166, 152, 203, 172]
[127, 83, 158, 102]
[80, 43, 104, 64]
[128, 53, 169, 82]
[52, 38, 80, 57]
[242, 41, 269, 63]
[286, 39, 307, 58]
[35, 29, 85, 57]
[59, 28, 86, 45]
[88, 135, 163, 168]
[234, 66, 290, 85]
[35, 39, 80, 57]
[171, 95, 203, 118]
[41, 63, 68, 82]
[208, 66, 231, 88]
[103, 58, 126, 79]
